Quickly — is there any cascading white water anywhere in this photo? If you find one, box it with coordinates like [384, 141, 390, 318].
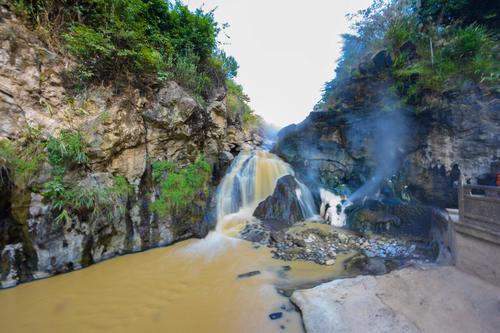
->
[216, 149, 317, 234]
[320, 188, 348, 227]
[296, 181, 317, 218]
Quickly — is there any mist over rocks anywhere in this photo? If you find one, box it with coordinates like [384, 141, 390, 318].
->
[273, 78, 500, 210]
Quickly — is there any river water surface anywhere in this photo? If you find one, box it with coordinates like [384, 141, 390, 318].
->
[0, 150, 348, 332]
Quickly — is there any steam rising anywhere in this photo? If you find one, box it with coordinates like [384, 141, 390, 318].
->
[344, 108, 409, 206]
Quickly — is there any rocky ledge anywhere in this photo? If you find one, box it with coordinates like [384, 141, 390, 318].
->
[291, 265, 500, 333]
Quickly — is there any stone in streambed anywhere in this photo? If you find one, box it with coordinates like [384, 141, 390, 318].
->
[237, 270, 261, 279]
[277, 288, 295, 297]
[269, 312, 283, 320]
[325, 259, 335, 266]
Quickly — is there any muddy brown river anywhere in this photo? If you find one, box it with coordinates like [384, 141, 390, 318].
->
[0, 149, 350, 332]
[0, 233, 351, 332]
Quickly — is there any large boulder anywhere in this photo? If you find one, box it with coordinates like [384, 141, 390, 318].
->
[212, 151, 234, 185]
[372, 50, 392, 71]
[253, 175, 305, 226]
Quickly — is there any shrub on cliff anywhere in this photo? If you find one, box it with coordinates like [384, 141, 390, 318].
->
[226, 79, 259, 128]
[1, 129, 132, 226]
[0, 127, 46, 190]
[317, 0, 500, 111]
[41, 130, 133, 224]
[415, 0, 499, 30]
[12, 0, 238, 98]
[150, 157, 211, 217]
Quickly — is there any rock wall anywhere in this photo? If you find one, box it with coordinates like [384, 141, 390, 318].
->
[0, 8, 259, 288]
[274, 49, 500, 209]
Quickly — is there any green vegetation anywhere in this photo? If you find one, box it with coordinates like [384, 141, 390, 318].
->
[226, 79, 259, 128]
[149, 157, 211, 217]
[12, 0, 239, 99]
[1, 129, 132, 225]
[0, 126, 46, 190]
[45, 129, 89, 176]
[416, 0, 499, 30]
[318, 0, 500, 110]
[41, 175, 132, 224]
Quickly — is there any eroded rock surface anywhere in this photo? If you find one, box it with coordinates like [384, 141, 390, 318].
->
[0, 7, 258, 288]
[291, 266, 500, 333]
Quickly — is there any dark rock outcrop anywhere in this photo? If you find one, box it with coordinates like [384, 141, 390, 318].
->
[372, 50, 392, 71]
[253, 175, 305, 226]
[212, 151, 234, 185]
[274, 57, 500, 209]
[345, 201, 447, 239]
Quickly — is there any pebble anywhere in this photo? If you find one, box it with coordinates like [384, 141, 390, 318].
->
[239, 221, 424, 266]
[269, 312, 283, 320]
[365, 250, 375, 258]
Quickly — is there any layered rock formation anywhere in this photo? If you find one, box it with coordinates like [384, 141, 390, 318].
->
[0, 8, 258, 288]
[274, 49, 500, 209]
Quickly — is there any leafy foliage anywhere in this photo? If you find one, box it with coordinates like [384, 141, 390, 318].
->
[1, 128, 132, 225]
[318, 0, 500, 110]
[41, 176, 132, 224]
[0, 127, 46, 189]
[149, 157, 211, 217]
[41, 130, 135, 224]
[214, 50, 239, 79]
[13, 0, 239, 98]
[415, 0, 499, 30]
[158, 54, 209, 98]
[45, 129, 89, 176]
[226, 79, 259, 128]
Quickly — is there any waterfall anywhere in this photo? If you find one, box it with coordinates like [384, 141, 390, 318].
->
[320, 188, 348, 227]
[216, 149, 317, 234]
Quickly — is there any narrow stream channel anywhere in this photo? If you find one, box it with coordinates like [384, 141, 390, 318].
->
[0, 150, 349, 332]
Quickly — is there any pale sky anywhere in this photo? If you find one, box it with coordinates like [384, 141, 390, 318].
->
[186, 0, 374, 128]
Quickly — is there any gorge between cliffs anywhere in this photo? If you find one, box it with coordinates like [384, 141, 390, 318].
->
[1, 1, 500, 332]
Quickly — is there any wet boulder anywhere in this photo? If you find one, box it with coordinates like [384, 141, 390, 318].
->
[346, 201, 445, 238]
[253, 175, 305, 226]
[212, 151, 234, 185]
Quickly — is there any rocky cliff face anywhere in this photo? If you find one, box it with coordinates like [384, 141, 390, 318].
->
[0, 9, 260, 288]
[274, 49, 500, 210]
